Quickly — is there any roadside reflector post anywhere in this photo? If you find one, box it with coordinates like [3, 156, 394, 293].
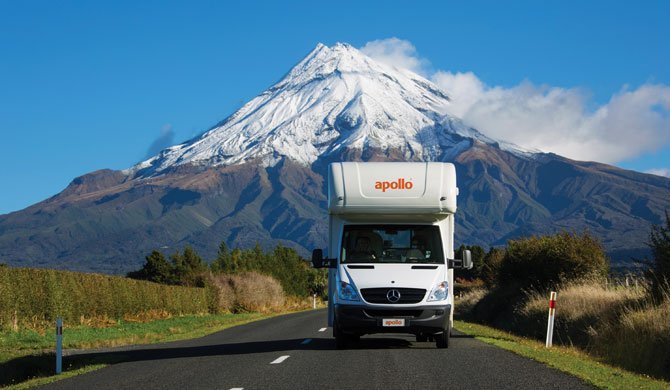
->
[313, 293, 317, 309]
[545, 292, 557, 348]
[56, 317, 63, 374]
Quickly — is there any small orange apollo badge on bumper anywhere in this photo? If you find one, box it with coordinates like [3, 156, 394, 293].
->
[374, 178, 414, 192]
[382, 318, 406, 327]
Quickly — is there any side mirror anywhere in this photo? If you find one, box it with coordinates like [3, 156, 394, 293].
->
[311, 249, 336, 268]
[462, 249, 473, 270]
[448, 249, 473, 269]
[312, 249, 325, 268]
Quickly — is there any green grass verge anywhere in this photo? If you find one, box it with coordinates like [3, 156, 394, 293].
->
[454, 320, 670, 390]
[1, 312, 284, 389]
[5, 365, 107, 390]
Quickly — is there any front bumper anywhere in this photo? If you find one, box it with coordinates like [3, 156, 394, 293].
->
[335, 304, 451, 336]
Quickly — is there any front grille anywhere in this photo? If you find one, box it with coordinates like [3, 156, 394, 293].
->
[364, 309, 423, 318]
[360, 288, 426, 304]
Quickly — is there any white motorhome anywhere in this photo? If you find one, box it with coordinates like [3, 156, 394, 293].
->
[312, 162, 472, 349]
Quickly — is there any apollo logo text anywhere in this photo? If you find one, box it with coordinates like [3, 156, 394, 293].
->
[374, 178, 413, 192]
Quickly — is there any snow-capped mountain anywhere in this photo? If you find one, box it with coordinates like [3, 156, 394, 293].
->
[131, 43, 531, 176]
[1, 42, 668, 274]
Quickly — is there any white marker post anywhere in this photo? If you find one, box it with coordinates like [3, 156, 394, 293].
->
[545, 292, 557, 348]
[56, 318, 63, 374]
[312, 293, 317, 309]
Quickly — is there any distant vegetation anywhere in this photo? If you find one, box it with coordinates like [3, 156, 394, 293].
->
[127, 246, 207, 287]
[458, 231, 608, 289]
[456, 221, 670, 380]
[127, 242, 327, 299]
[0, 267, 209, 331]
[0, 241, 327, 332]
[649, 210, 670, 299]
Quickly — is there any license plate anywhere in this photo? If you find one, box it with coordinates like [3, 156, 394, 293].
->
[382, 318, 405, 327]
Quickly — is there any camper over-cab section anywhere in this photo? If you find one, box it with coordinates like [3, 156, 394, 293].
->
[328, 162, 458, 217]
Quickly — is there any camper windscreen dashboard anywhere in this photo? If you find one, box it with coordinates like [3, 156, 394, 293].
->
[341, 225, 444, 264]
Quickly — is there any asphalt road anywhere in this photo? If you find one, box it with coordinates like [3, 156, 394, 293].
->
[41, 310, 590, 389]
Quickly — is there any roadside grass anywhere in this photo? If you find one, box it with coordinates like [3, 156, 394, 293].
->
[0, 312, 280, 389]
[460, 278, 670, 380]
[5, 365, 107, 390]
[454, 320, 670, 390]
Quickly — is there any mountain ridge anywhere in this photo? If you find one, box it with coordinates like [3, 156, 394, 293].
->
[1, 42, 669, 273]
[129, 43, 534, 178]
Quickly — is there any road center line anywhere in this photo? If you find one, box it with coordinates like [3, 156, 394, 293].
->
[270, 355, 290, 364]
[318, 327, 327, 332]
[301, 338, 312, 345]
[229, 388, 244, 390]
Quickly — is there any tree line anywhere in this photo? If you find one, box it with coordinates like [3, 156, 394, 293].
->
[129, 211, 670, 300]
[128, 242, 327, 298]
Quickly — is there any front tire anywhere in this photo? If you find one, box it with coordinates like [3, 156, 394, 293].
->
[334, 321, 347, 349]
[436, 324, 451, 349]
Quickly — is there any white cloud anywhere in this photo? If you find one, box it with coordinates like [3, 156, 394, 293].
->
[360, 38, 670, 164]
[432, 73, 670, 163]
[646, 168, 670, 178]
[360, 38, 429, 76]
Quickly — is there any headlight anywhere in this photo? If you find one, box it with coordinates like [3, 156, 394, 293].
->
[427, 281, 449, 302]
[338, 281, 360, 301]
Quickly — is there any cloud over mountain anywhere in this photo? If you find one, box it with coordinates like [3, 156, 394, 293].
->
[647, 168, 670, 178]
[362, 38, 670, 164]
[1, 42, 668, 275]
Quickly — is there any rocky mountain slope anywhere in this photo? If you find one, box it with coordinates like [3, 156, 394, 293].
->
[1, 43, 668, 273]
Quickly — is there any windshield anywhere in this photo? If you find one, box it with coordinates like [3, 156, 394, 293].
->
[341, 225, 444, 264]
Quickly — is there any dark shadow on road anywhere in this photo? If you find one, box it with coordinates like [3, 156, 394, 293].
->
[2, 333, 466, 386]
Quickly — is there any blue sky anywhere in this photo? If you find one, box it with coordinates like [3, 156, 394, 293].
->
[1, 0, 669, 214]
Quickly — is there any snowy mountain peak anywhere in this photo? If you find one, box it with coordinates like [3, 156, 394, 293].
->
[131, 43, 532, 176]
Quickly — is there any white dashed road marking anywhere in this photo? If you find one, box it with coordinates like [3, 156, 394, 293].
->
[270, 355, 290, 364]
[318, 327, 327, 332]
[301, 338, 312, 345]
[229, 388, 244, 390]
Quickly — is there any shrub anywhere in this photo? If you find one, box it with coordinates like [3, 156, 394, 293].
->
[206, 273, 236, 313]
[208, 272, 285, 313]
[592, 285, 670, 380]
[229, 272, 285, 313]
[649, 210, 670, 299]
[480, 247, 504, 289]
[454, 287, 487, 321]
[498, 231, 608, 291]
[306, 267, 328, 297]
[471, 232, 608, 333]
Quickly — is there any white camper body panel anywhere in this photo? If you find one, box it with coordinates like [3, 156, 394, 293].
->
[325, 162, 458, 330]
[328, 162, 458, 215]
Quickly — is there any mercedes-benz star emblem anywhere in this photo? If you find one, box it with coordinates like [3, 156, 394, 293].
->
[386, 289, 401, 303]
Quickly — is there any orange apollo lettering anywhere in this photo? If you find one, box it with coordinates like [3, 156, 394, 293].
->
[374, 178, 414, 192]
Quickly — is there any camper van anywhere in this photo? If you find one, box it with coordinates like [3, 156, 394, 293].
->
[312, 162, 472, 349]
